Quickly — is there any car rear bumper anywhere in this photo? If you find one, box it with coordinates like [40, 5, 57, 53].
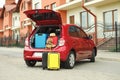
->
[24, 46, 69, 62]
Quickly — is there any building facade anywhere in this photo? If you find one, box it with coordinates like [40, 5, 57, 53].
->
[0, 8, 3, 38]
[12, 10, 20, 40]
[54, 0, 120, 43]
[17, 0, 32, 37]
[0, 0, 120, 46]
[2, 0, 16, 38]
[41, 0, 67, 24]
[32, 0, 42, 9]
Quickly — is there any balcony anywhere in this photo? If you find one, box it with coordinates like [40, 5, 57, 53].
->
[0, 29, 4, 32]
[12, 26, 20, 30]
[12, 20, 20, 30]
[55, 0, 119, 10]
[55, 0, 82, 10]
[23, 18, 32, 27]
[84, 0, 119, 6]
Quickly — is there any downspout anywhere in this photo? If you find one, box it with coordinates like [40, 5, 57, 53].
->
[82, 0, 98, 45]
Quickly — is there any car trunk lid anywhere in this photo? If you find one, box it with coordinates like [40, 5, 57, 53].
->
[24, 9, 62, 26]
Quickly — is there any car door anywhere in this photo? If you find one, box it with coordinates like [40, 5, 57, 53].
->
[68, 26, 80, 55]
[76, 27, 92, 59]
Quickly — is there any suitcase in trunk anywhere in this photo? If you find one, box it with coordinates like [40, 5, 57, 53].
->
[42, 52, 48, 69]
[35, 33, 48, 48]
[47, 52, 60, 70]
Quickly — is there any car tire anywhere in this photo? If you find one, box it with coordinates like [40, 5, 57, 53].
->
[25, 60, 36, 67]
[90, 49, 95, 62]
[64, 51, 75, 69]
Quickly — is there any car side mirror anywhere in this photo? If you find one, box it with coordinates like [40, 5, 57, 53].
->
[88, 35, 92, 39]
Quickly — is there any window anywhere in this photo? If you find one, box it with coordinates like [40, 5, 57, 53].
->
[18, 17, 20, 21]
[103, 9, 118, 31]
[12, 17, 15, 26]
[21, 1, 26, 11]
[51, 3, 56, 10]
[70, 15, 74, 24]
[69, 26, 87, 38]
[35, 2, 40, 9]
[79, 29, 87, 38]
[44, 5, 49, 9]
[69, 26, 78, 37]
[15, 16, 17, 20]
[80, 11, 92, 29]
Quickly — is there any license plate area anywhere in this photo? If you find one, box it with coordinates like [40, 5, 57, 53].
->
[33, 52, 43, 57]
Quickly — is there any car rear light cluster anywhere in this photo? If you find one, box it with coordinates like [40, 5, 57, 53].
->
[59, 38, 65, 46]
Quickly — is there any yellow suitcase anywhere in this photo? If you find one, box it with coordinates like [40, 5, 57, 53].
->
[47, 52, 60, 70]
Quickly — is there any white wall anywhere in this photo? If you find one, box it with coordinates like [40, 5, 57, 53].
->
[66, 1, 120, 38]
[67, 6, 82, 25]
[67, 6, 95, 26]
[96, 2, 120, 38]
[96, 2, 120, 24]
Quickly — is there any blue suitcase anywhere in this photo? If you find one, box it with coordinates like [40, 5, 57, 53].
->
[35, 33, 48, 48]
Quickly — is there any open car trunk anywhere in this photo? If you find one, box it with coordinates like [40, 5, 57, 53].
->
[24, 9, 62, 49]
[24, 9, 62, 26]
[30, 25, 61, 49]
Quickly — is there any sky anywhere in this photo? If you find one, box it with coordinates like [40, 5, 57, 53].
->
[0, 0, 18, 8]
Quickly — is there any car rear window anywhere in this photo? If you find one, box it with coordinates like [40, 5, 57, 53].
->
[31, 11, 59, 21]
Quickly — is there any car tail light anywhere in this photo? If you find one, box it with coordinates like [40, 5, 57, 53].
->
[59, 38, 65, 46]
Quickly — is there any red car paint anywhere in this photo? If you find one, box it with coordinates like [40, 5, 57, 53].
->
[23, 9, 97, 68]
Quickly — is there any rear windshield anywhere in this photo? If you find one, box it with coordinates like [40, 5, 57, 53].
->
[31, 12, 59, 21]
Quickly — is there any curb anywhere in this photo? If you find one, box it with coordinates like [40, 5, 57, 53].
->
[97, 57, 120, 62]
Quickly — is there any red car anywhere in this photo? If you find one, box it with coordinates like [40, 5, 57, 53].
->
[24, 9, 97, 69]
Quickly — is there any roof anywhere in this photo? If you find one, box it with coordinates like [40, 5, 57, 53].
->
[0, 3, 16, 18]
[0, 1, 17, 18]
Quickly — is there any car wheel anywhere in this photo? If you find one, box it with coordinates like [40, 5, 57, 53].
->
[64, 51, 75, 69]
[90, 49, 95, 62]
[25, 60, 36, 67]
